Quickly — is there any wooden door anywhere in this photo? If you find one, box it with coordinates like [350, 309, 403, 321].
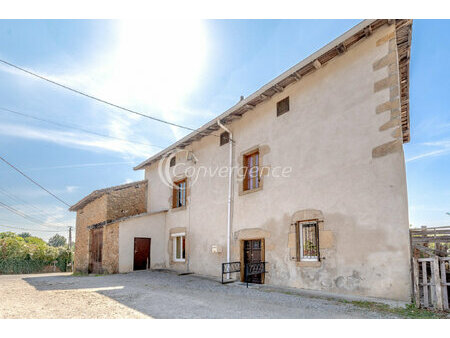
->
[89, 228, 103, 274]
[244, 239, 263, 284]
[134, 237, 151, 271]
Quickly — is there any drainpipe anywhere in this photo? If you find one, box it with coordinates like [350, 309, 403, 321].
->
[217, 120, 233, 279]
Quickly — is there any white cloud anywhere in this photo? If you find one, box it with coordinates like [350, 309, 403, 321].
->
[65, 186, 78, 193]
[45, 20, 212, 149]
[1, 20, 213, 161]
[0, 122, 154, 159]
[406, 140, 450, 162]
[22, 161, 135, 171]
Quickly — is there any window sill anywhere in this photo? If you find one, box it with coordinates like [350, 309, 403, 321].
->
[239, 186, 263, 196]
[171, 260, 186, 265]
[171, 205, 187, 212]
[296, 261, 321, 268]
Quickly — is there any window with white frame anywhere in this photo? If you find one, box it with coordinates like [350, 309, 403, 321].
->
[172, 233, 185, 262]
[297, 221, 319, 261]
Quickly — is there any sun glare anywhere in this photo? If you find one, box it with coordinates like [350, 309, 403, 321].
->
[110, 20, 208, 112]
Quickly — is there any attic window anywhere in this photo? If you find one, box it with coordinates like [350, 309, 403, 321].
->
[277, 97, 290, 116]
[170, 157, 176, 167]
[220, 132, 230, 146]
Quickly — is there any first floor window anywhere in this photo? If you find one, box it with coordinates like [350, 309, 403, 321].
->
[243, 151, 259, 191]
[172, 233, 185, 262]
[297, 221, 319, 261]
[173, 179, 186, 208]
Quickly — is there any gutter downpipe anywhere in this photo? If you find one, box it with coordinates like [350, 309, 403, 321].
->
[217, 120, 233, 280]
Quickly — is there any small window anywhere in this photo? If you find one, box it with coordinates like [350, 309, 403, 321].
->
[220, 131, 230, 146]
[277, 97, 289, 116]
[172, 179, 186, 208]
[297, 221, 319, 261]
[172, 233, 186, 262]
[170, 157, 176, 167]
[243, 151, 259, 191]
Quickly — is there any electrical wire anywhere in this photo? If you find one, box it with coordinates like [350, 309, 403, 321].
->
[0, 187, 68, 227]
[0, 155, 71, 207]
[0, 224, 64, 233]
[0, 201, 66, 230]
[0, 58, 198, 132]
[0, 106, 166, 149]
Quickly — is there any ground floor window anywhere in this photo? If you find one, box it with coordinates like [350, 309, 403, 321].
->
[172, 233, 185, 262]
[297, 221, 319, 261]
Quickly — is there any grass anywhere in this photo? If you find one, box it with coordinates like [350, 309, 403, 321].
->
[260, 286, 448, 318]
[71, 271, 88, 277]
[345, 300, 448, 319]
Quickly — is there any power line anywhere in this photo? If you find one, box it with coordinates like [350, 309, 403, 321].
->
[0, 187, 68, 227]
[0, 155, 71, 207]
[0, 58, 198, 132]
[0, 224, 63, 233]
[0, 201, 65, 230]
[0, 106, 166, 149]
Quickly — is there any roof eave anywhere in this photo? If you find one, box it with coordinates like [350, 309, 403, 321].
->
[134, 19, 412, 170]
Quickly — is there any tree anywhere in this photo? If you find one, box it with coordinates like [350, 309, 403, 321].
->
[18, 232, 32, 239]
[48, 234, 67, 247]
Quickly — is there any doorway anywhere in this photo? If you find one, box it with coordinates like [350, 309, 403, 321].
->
[134, 237, 151, 271]
[89, 228, 103, 274]
[242, 239, 264, 284]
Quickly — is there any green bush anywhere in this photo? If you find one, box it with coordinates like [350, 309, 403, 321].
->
[0, 232, 72, 274]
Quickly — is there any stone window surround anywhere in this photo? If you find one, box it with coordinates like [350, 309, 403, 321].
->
[238, 145, 266, 196]
[288, 209, 328, 268]
[171, 232, 186, 262]
[168, 227, 187, 265]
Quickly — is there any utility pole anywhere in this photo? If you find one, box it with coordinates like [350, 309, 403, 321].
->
[68, 226, 72, 250]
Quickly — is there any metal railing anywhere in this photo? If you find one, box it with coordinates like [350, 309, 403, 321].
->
[244, 261, 267, 288]
[221, 261, 269, 287]
[221, 261, 241, 284]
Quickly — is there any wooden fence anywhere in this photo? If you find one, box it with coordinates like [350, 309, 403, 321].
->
[413, 256, 449, 310]
[410, 226, 450, 311]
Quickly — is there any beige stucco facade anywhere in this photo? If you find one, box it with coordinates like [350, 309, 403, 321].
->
[72, 20, 413, 301]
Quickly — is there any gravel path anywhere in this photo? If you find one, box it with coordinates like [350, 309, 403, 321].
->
[0, 270, 401, 318]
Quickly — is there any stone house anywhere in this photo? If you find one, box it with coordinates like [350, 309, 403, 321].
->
[70, 19, 413, 301]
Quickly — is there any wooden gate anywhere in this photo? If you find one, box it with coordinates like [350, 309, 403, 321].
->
[410, 226, 450, 311]
[89, 228, 103, 274]
[413, 256, 449, 310]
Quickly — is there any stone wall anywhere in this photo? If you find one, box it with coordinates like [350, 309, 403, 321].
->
[102, 222, 119, 273]
[74, 195, 107, 273]
[73, 181, 147, 273]
[106, 182, 147, 221]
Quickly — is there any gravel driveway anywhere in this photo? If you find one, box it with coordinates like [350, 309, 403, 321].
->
[0, 270, 402, 318]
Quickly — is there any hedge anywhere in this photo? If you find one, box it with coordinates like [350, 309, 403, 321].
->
[0, 232, 72, 274]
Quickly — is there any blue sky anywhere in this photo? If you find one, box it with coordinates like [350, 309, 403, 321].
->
[0, 19, 449, 240]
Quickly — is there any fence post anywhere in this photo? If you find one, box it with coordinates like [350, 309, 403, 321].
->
[422, 261, 429, 308]
[433, 256, 443, 311]
[440, 258, 449, 310]
[413, 258, 420, 308]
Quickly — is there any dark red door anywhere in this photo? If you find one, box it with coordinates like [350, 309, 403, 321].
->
[89, 228, 103, 274]
[134, 237, 151, 271]
[244, 239, 262, 284]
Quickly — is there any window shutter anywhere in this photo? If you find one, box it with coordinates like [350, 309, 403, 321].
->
[220, 132, 230, 146]
[172, 183, 177, 208]
[295, 222, 300, 261]
[277, 97, 290, 116]
[243, 155, 249, 191]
